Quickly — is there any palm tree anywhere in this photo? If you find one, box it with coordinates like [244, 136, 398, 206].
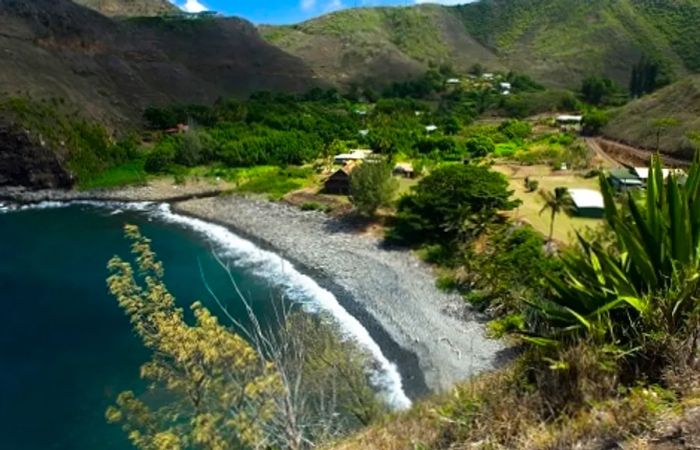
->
[539, 187, 574, 242]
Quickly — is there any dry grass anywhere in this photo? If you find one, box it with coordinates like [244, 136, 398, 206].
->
[493, 164, 603, 243]
[330, 348, 700, 450]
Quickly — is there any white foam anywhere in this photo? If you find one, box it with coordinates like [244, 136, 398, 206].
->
[152, 203, 412, 410]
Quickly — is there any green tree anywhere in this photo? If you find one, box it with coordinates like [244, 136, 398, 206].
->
[350, 157, 398, 216]
[582, 109, 609, 135]
[465, 136, 495, 157]
[538, 187, 574, 242]
[580, 76, 620, 105]
[650, 117, 681, 151]
[389, 164, 518, 245]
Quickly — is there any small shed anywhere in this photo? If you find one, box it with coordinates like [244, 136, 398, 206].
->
[569, 188, 605, 218]
[393, 163, 415, 178]
[324, 163, 357, 195]
[608, 169, 644, 191]
[555, 115, 583, 131]
[425, 124, 438, 133]
[446, 78, 461, 85]
[165, 123, 189, 134]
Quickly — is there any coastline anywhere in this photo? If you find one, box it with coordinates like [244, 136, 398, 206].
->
[1, 183, 506, 396]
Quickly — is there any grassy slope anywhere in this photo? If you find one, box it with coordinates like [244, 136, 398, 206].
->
[604, 75, 700, 159]
[260, 5, 501, 87]
[262, 0, 700, 88]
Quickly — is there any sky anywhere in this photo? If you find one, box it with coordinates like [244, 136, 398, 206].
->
[168, 0, 470, 25]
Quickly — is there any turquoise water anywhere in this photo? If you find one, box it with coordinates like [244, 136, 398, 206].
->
[0, 204, 296, 450]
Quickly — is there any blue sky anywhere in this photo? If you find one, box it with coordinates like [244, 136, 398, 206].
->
[169, 0, 469, 25]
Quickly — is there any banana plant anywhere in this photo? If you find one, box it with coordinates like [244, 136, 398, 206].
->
[528, 155, 700, 347]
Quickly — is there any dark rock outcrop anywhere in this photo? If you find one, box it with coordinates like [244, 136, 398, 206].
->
[0, 122, 73, 189]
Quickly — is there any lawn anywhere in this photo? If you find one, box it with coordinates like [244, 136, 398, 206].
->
[493, 164, 604, 243]
[78, 160, 148, 190]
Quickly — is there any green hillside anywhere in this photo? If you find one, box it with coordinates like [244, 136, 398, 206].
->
[262, 0, 700, 88]
[604, 75, 700, 159]
[259, 5, 501, 88]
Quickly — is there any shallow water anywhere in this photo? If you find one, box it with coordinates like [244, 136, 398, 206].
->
[0, 203, 409, 450]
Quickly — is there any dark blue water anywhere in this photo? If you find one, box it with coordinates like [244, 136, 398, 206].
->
[0, 205, 289, 450]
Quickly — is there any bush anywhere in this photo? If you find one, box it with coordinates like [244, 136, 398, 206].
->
[350, 157, 398, 216]
[498, 120, 532, 140]
[144, 140, 177, 173]
[301, 202, 331, 212]
[582, 109, 610, 135]
[524, 178, 539, 192]
[465, 136, 495, 157]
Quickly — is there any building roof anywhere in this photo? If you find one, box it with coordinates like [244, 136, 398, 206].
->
[334, 149, 373, 161]
[569, 189, 605, 209]
[394, 163, 414, 172]
[446, 78, 460, 84]
[633, 167, 684, 180]
[425, 125, 438, 132]
[609, 169, 643, 183]
[556, 115, 583, 123]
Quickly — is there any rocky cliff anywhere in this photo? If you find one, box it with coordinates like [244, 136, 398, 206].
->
[0, 122, 73, 189]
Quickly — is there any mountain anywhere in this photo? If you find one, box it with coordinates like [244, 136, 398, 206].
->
[604, 75, 700, 159]
[0, 0, 318, 127]
[72, 0, 178, 17]
[261, 0, 700, 88]
[259, 5, 502, 88]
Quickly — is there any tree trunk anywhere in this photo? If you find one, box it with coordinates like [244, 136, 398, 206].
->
[549, 210, 556, 242]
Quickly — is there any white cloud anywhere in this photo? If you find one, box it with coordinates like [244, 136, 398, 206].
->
[182, 0, 208, 13]
[301, 0, 317, 11]
[168, 0, 209, 13]
[323, 0, 344, 12]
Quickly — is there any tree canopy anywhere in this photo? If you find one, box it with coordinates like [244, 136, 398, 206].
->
[389, 164, 518, 245]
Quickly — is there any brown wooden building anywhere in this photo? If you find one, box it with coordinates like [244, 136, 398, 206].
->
[324, 163, 357, 195]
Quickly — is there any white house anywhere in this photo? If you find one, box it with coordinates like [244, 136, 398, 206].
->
[425, 125, 438, 133]
[569, 188, 605, 218]
[556, 115, 584, 131]
[633, 167, 684, 181]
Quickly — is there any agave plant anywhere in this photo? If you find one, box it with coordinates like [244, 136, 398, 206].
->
[529, 156, 700, 355]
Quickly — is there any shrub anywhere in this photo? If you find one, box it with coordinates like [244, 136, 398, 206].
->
[350, 157, 398, 216]
[465, 136, 495, 157]
[144, 140, 177, 173]
[498, 120, 532, 140]
[524, 178, 539, 192]
[582, 109, 609, 135]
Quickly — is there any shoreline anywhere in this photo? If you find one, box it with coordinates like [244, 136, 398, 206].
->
[1, 184, 507, 397]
